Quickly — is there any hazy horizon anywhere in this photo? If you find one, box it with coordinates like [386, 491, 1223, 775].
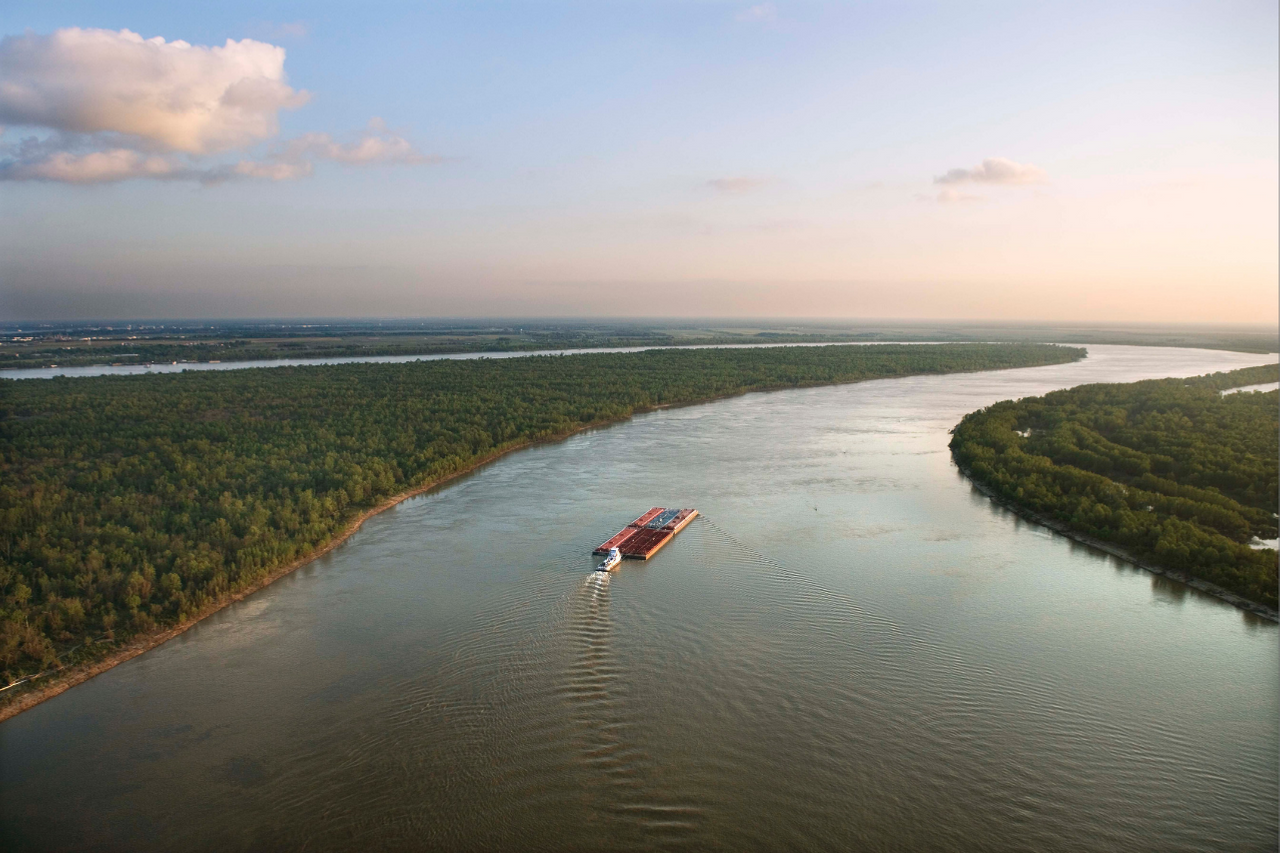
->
[2, 2, 1276, 323]
[3, 316, 1278, 332]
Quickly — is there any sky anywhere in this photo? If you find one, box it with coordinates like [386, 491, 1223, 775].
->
[0, 1, 1276, 322]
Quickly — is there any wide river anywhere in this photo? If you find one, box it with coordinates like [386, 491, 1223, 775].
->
[2, 345, 1277, 852]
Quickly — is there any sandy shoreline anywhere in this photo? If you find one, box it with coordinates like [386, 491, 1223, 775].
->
[955, 462, 1279, 623]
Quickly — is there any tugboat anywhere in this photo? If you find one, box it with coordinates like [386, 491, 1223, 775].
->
[596, 547, 622, 572]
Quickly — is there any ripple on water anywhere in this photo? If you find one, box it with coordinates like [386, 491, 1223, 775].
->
[1, 346, 1276, 852]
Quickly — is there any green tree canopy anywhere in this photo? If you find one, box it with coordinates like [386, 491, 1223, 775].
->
[0, 343, 1081, 687]
[951, 365, 1279, 609]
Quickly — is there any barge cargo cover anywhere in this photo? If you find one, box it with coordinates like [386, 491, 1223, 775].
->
[594, 508, 698, 560]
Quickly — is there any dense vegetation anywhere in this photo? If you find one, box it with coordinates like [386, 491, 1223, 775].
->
[951, 365, 1279, 608]
[5, 319, 1275, 370]
[0, 343, 1081, 687]
[0, 320, 932, 370]
[3, 329, 834, 370]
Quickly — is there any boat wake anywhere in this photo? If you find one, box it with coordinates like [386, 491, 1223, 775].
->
[552, 571, 704, 845]
[560, 574, 634, 786]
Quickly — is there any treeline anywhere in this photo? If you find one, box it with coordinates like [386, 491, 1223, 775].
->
[950, 365, 1279, 608]
[9, 324, 1277, 371]
[3, 332, 878, 370]
[2, 333, 657, 370]
[0, 343, 1081, 684]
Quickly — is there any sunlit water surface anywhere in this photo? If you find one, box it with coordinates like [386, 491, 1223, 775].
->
[2, 345, 1276, 852]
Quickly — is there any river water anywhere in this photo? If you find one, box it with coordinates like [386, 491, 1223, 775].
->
[1, 345, 1276, 852]
[1, 341, 933, 380]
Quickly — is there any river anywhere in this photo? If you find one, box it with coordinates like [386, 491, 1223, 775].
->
[1, 345, 1276, 851]
[1, 341, 937, 380]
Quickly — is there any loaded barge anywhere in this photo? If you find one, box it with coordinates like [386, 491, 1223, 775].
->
[594, 508, 699, 561]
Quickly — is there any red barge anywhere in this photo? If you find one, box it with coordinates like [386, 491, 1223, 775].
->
[594, 508, 699, 560]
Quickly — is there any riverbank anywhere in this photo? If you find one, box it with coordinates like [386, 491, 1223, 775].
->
[0, 417, 628, 723]
[0, 372, 888, 722]
[955, 462, 1279, 623]
[0, 345, 1092, 721]
[7, 342, 1276, 853]
[13, 430, 1270, 724]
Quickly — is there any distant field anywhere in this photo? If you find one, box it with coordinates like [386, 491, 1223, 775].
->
[1, 319, 1274, 369]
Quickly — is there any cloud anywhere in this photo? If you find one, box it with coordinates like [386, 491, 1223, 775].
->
[0, 145, 307, 185]
[228, 158, 313, 182]
[707, 176, 770, 193]
[0, 123, 434, 184]
[934, 157, 1045, 186]
[190, 120, 435, 184]
[280, 119, 438, 166]
[735, 4, 778, 23]
[0, 30, 439, 185]
[0, 148, 187, 183]
[0, 28, 308, 154]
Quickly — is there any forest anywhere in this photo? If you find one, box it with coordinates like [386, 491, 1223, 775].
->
[950, 365, 1279, 609]
[2, 327, 841, 370]
[0, 343, 1082, 688]
[5, 319, 1275, 370]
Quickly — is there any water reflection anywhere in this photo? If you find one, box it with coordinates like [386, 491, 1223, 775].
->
[1150, 574, 1190, 606]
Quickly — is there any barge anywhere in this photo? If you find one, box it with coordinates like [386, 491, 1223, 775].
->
[593, 508, 699, 560]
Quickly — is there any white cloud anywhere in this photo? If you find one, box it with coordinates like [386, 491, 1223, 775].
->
[0, 28, 308, 154]
[0, 147, 186, 183]
[185, 120, 433, 184]
[934, 157, 1045, 185]
[229, 158, 313, 181]
[707, 176, 770, 193]
[0, 30, 441, 186]
[0, 146, 307, 185]
[0, 123, 434, 184]
[281, 120, 437, 165]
